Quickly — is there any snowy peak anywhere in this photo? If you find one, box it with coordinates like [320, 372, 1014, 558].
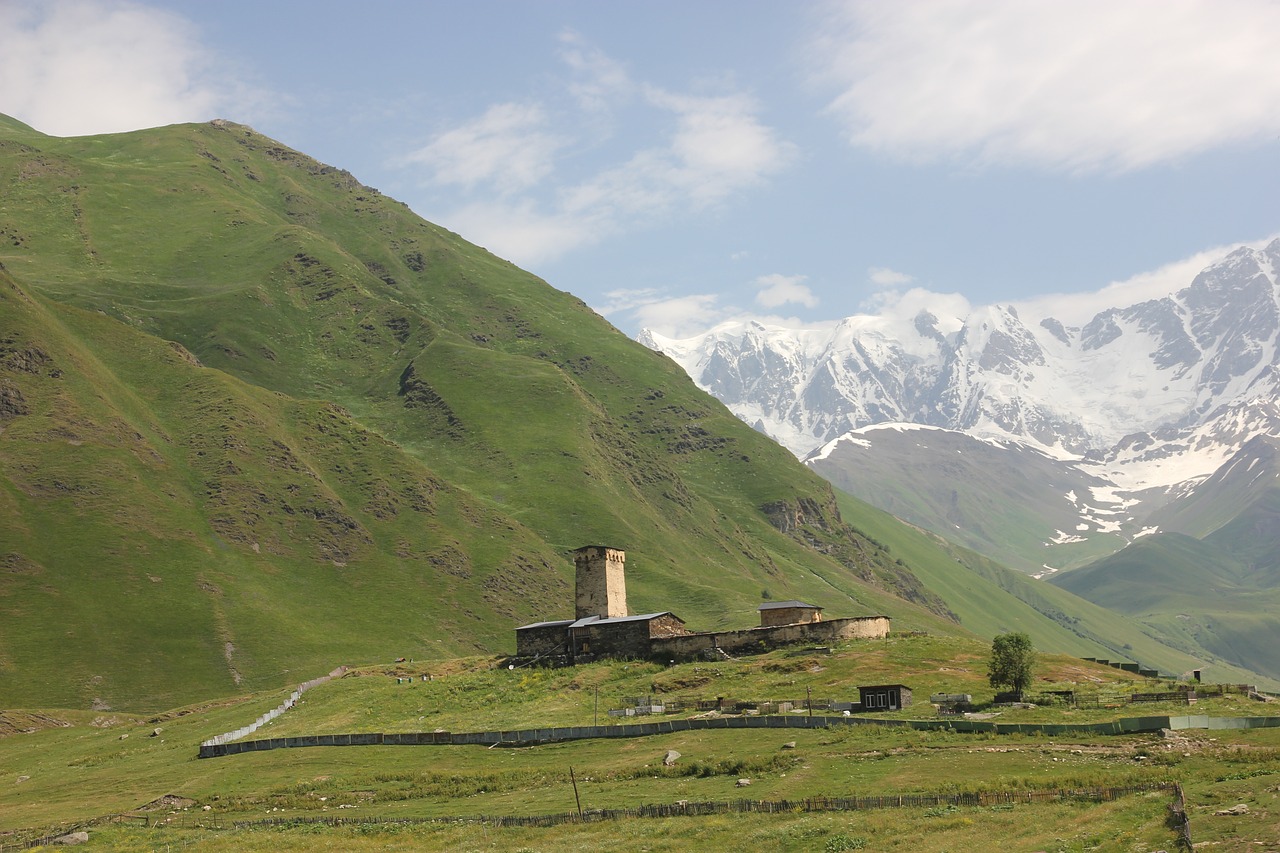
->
[641, 239, 1280, 481]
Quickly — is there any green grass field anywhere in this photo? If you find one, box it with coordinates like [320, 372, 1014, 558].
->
[3, 636, 1278, 850]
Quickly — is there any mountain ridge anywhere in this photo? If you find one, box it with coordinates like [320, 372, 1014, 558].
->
[641, 240, 1280, 556]
[642, 239, 1280, 479]
[640, 235, 1280, 681]
[7, 116, 1274, 711]
[0, 116, 973, 710]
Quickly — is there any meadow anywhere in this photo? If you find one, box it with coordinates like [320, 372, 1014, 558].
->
[4, 634, 1278, 850]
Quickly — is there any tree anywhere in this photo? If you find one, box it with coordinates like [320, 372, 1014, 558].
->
[988, 632, 1036, 698]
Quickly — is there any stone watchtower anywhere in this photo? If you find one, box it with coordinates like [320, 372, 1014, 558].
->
[574, 545, 627, 619]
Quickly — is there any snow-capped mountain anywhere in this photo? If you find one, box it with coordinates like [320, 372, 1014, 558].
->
[640, 239, 1280, 572]
[641, 239, 1280, 492]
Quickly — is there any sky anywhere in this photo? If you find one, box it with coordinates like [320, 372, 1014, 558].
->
[3, 0, 1279, 338]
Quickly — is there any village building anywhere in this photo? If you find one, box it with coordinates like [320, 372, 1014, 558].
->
[513, 546, 890, 664]
[757, 600, 823, 627]
[858, 684, 913, 711]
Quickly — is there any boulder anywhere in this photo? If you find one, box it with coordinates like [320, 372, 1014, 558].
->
[53, 831, 89, 845]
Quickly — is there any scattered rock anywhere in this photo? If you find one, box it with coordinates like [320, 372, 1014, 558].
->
[781, 741, 797, 749]
[118, 734, 128, 741]
[15, 775, 29, 784]
[150, 728, 163, 737]
[735, 778, 752, 787]
[52, 831, 88, 845]
[1215, 803, 1249, 816]
[663, 750, 681, 766]
[140, 794, 195, 812]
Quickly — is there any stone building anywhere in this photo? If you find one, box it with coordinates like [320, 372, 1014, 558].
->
[513, 545, 890, 664]
[515, 545, 692, 662]
[573, 545, 628, 619]
[858, 684, 912, 711]
[515, 612, 689, 661]
[757, 600, 823, 627]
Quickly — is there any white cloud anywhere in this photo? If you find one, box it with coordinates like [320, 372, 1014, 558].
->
[1014, 234, 1280, 324]
[402, 103, 564, 194]
[645, 89, 798, 206]
[863, 286, 971, 333]
[625, 293, 726, 338]
[596, 287, 665, 315]
[0, 0, 244, 137]
[756, 274, 818, 309]
[402, 38, 795, 269]
[440, 199, 602, 268]
[868, 267, 914, 287]
[603, 287, 839, 339]
[558, 29, 633, 112]
[810, 0, 1280, 172]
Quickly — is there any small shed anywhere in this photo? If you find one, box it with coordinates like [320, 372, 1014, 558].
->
[757, 600, 823, 627]
[858, 684, 912, 711]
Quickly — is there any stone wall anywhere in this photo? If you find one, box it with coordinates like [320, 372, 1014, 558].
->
[760, 606, 821, 628]
[199, 713, 1280, 759]
[515, 623, 570, 658]
[574, 546, 627, 619]
[577, 618, 654, 659]
[650, 616, 889, 661]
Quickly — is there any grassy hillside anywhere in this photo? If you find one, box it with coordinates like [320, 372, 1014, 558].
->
[0, 118, 966, 711]
[1147, 435, 1280, 547]
[834, 492, 1280, 690]
[1051, 533, 1280, 683]
[808, 429, 1132, 574]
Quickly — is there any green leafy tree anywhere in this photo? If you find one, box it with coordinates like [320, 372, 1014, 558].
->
[988, 632, 1036, 698]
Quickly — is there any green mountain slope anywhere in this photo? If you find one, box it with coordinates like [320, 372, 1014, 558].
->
[1051, 533, 1280, 682]
[0, 118, 961, 711]
[808, 428, 1132, 573]
[834, 493, 1278, 689]
[1045, 436, 1280, 683]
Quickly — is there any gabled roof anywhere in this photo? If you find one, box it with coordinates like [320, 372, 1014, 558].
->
[515, 618, 575, 631]
[569, 611, 682, 628]
[757, 600, 822, 611]
[518, 612, 684, 631]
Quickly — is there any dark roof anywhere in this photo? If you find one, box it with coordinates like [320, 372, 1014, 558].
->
[569, 612, 681, 628]
[859, 684, 912, 690]
[757, 600, 822, 611]
[518, 612, 683, 631]
[515, 618, 575, 631]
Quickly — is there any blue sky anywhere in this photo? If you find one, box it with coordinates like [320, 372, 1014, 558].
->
[3, 0, 1279, 336]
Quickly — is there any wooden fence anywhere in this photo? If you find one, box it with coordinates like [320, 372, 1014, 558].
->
[231, 782, 1178, 830]
[1168, 782, 1193, 851]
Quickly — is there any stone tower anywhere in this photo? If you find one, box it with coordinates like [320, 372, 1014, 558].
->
[573, 545, 627, 619]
